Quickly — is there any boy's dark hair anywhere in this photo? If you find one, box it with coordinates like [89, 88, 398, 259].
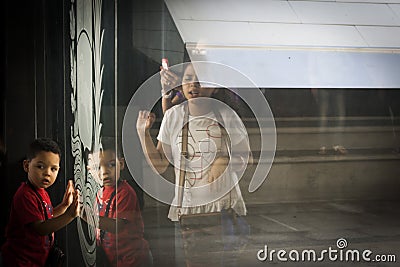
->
[27, 138, 61, 160]
[101, 137, 123, 158]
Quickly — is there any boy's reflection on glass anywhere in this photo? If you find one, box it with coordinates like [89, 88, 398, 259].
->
[85, 138, 152, 267]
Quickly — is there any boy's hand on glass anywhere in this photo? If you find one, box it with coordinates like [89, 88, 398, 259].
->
[65, 191, 80, 218]
[61, 180, 75, 207]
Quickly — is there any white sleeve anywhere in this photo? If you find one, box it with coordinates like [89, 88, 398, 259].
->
[223, 108, 248, 146]
[157, 104, 183, 145]
[157, 109, 172, 145]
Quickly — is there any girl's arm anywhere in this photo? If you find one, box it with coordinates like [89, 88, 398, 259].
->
[136, 110, 170, 174]
[162, 89, 185, 114]
[160, 69, 184, 114]
[208, 138, 253, 183]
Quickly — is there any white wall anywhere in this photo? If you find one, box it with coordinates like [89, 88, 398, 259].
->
[165, 0, 400, 48]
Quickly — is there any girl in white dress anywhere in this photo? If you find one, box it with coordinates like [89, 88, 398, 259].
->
[136, 63, 251, 266]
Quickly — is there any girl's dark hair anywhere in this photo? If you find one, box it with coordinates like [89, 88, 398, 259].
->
[27, 138, 61, 160]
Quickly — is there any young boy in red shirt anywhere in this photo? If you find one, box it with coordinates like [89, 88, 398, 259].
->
[1, 138, 79, 266]
[87, 138, 152, 267]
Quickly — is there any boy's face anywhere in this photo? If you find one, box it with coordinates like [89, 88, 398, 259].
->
[89, 149, 124, 187]
[24, 151, 60, 189]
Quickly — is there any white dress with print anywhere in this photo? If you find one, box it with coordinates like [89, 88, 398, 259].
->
[158, 103, 248, 221]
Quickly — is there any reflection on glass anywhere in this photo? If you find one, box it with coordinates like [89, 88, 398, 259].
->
[87, 138, 152, 266]
[70, 0, 105, 265]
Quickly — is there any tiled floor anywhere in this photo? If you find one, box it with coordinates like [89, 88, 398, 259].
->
[142, 200, 400, 266]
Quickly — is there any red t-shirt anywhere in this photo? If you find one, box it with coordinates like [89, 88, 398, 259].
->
[97, 180, 149, 267]
[2, 182, 53, 267]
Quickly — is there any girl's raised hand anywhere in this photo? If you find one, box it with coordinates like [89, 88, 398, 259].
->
[136, 110, 156, 136]
[160, 68, 180, 93]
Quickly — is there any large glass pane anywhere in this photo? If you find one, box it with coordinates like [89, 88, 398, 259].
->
[62, 0, 400, 266]
[67, 0, 121, 265]
[114, 2, 400, 267]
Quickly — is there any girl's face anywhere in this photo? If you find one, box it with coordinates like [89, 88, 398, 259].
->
[24, 151, 60, 189]
[181, 64, 216, 100]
